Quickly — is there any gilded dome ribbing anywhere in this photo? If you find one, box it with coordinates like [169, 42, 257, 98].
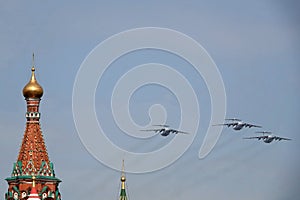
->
[23, 66, 43, 99]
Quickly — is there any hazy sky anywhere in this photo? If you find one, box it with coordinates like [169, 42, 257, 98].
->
[0, 1, 299, 200]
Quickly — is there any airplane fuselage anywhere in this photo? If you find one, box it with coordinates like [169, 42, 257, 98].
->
[161, 129, 171, 136]
[141, 126, 186, 137]
[233, 122, 244, 130]
[263, 137, 274, 143]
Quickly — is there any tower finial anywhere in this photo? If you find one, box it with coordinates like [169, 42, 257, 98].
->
[122, 159, 125, 176]
[32, 176, 36, 188]
[32, 53, 35, 70]
[27, 175, 40, 200]
[23, 54, 43, 99]
[120, 159, 126, 188]
[119, 159, 128, 200]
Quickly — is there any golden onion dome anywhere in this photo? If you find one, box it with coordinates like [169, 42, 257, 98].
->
[23, 66, 43, 99]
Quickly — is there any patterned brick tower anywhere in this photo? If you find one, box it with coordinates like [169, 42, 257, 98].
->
[5, 57, 62, 200]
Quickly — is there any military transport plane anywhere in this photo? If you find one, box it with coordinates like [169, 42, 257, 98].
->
[213, 118, 262, 131]
[140, 125, 189, 137]
[243, 131, 291, 143]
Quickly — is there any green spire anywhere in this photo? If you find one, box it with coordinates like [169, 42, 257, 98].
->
[119, 160, 127, 200]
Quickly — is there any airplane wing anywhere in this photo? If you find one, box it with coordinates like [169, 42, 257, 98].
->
[153, 124, 169, 127]
[244, 123, 262, 128]
[213, 123, 238, 127]
[171, 130, 189, 134]
[140, 129, 162, 133]
[225, 118, 241, 121]
[274, 136, 291, 141]
[243, 136, 268, 140]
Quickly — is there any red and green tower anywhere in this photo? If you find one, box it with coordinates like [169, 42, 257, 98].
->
[5, 56, 62, 200]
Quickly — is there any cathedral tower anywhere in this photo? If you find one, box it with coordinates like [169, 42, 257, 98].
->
[5, 56, 62, 200]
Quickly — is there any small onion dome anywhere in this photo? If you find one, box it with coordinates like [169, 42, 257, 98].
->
[23, 66, 43, 99]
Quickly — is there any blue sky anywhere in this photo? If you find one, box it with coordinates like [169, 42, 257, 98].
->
[0, 1, 299, 199]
